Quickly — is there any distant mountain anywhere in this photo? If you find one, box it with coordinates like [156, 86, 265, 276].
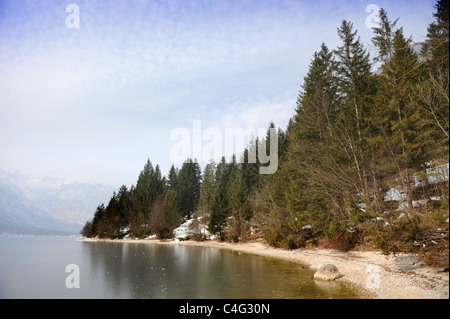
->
[0, 170, 116, 235]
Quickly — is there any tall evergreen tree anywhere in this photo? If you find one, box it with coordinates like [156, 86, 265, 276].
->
[196, 159, 216, 225]
[334, 20, 373, 204]
[240, 148, 259, 197]
[208, 157, 232, 236]
[294, 43, 337, 141]
[371, 8, 399, 65]
[152, 164, 164, 196]
[422, 0, 449, 73]
[135, 159, 155, 217]
[166, 165, 179, 190]
[286, 42, 341, 220]
[372, 25, 424, 210]
[177, 158, 202, 220]
[90, 204, 106, 237]
[117, 185, 134, 229]
[416, 0, 449, 159]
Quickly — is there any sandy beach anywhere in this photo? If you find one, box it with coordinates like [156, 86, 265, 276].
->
[80, 237, 449, 299]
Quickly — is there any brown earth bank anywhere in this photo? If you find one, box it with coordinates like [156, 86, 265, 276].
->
[80, 237, 449, 299]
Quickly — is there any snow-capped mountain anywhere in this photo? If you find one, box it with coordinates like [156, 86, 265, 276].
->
[0, 169, 116, 234]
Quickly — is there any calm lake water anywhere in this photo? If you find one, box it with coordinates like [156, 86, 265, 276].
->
[0, 235, 360, 299]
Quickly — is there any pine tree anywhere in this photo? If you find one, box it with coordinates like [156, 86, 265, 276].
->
[422, 0, 449, 73]
[334, 20, 373, 204]
[166, 165, 179, 190]
[226, 154, 239, 201]
[371, 8, 399, 65]
[134, 159, 155, 217]
[287, 42, 340, 215]
[195, 159, 216, 228]
[117, 185, 134, 230]
[240, 148, 259, 198]
[372, 25, 424, 210]
[253, 43, 342, 247]
[152, 164, 164, 196]
[177, 158, 202, 220]
[208, 157, 232, 236]
[90, 204, 106, 237]
[415, 0, 449, 159]
[103, 191, 121, 238]
[294, 43, 337, 142]
[368, 9, 403, 210]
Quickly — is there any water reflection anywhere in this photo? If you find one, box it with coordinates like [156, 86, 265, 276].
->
[81, 241, 360, 299]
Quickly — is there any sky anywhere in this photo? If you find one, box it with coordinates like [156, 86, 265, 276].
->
[0, 0, 437, 188]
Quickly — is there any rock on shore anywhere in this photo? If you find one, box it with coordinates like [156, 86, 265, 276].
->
[314, 264, 342, 281]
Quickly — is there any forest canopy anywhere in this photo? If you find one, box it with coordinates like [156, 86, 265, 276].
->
[82, 2, 449, 267]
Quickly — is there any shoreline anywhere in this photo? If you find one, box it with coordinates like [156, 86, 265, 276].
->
[80, 237, 449, 299]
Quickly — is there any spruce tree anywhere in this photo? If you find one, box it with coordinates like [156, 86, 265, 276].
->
[90, 204, 106, 237]
[287, 42, 339, 215]
[416, 0, 449, 159]
[240, 148, 259, 197]
[166, 165, 179, 190]
[422, 0, 449, 73]
[196, 159, 216, 225]
[208, 157, 232, 236]
[371, 8, 399, 65]
[294, 42, 337, 142]
[372, 25, 423, 210]
[177, 158, 202, 220]
[334, 20, 373, 204]
[152, 164, 164, 196]
[135, 159, 155, 217]
[117, 185, 134, 230]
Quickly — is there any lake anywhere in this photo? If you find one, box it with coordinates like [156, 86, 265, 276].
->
[0, 235, 360, 299]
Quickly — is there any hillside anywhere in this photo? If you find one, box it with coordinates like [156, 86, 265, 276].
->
[0, 170, 116, 235]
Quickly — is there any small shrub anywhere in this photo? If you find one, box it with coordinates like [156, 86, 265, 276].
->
[430, 200, 449, 226]
[284, 234, 306, 250]
[264, 228, 284, 247]
[372, 216, 423, 254]
[323, 219, 360, 252]
[190, 233, 208, 241]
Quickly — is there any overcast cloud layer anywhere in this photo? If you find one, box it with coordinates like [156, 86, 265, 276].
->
[0, 0, 435, 187]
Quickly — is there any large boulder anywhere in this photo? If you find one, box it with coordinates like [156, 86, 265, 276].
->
[313, 264, 342, 281]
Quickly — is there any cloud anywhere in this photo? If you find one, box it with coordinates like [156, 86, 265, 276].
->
[0, 0, 437, 186]
[217, 97, 296, 132]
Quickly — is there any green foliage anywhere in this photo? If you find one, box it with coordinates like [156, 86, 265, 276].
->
[431, 200, 449, 226]
[83, 3, 448, 270]
[208, 184, 231, 236]
[176, 158, 202, 220]
[264, 227, 285, 248]
[323, 219, 361, 252]
[264, 227, 307, 250]
[135, 159, 164, 217]
[422, 0, 449, 73]
[150, 195, 182, 239]
[80, 221, 92, 237]
[255, 3, 447, 263]
[373, 216, 423, 254]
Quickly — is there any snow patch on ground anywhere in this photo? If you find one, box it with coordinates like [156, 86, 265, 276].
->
[384, 163, 449, 206]
[172, 218, 216, 241]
